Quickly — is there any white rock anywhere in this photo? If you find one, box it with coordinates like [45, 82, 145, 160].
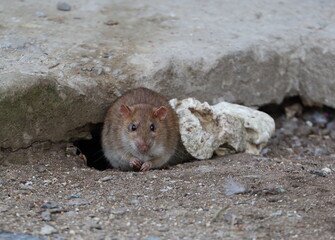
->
[40, 224, 57, 235]
[212, 101, 275, 154]
[169, 98, 275, 159]
[321, 167, 332, 174]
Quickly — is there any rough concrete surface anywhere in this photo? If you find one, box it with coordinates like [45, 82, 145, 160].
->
[0, 0, 335, 149]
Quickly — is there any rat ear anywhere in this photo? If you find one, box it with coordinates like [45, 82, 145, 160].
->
[119, 105, 132, 118]
[154, 106, 168, 121]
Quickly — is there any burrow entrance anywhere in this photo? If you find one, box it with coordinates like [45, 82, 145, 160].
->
[74, 96, 335, 170]
[73, 123, 110, 171]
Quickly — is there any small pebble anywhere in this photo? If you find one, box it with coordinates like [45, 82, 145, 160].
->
[147, 237, 163, 240]
[99, 176, 113, 182]
[95, 67, 103, 76]
[321, 167, 332, 174]
[129, 199, 139, 205]
[308, 169, 327, 177]
[41, 210, 52, 221]
[314, 147, 326, 156]
[104, 20, 119, 26]
[89, 223, 103, 230]
[69, 195, 81, 198]
[111, 207, 128, 216]
[40, 225, 57, 235]
[117, 74, 127, 80]
[159, 186, 172, 192]
[112, 69, 123, 77]
[20, 184, 34, 190]
[0, 205, 10, 213]
[35, 12, 47, 18]
[57, 2, 71, 11]
[260, 148, 270, 155]
[158, 227, 169, 232]
[41, 202, 60, 209]
[0, 230, 45, 240]
[306, 121, 313, 127]
[37, 166, 47, 173]
[103, 53, 111, 58]
[221, 213, 235, 223]
[81, 67, 93, 72]
[65, 211, 76, 217]
[103, 66, 111, 72]
[269, 210, 283, 217]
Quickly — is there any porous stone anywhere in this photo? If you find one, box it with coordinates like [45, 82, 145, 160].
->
[212, 101, 276, 154]
[169, 98, 275, 159]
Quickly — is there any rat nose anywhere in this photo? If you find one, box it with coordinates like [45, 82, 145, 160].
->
[137, 143, 150, 153]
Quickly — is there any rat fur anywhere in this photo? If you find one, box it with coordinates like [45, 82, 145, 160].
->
[102, 87, 179, 171]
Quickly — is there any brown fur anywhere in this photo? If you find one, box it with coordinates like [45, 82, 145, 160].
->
[102, 88, 179, 171]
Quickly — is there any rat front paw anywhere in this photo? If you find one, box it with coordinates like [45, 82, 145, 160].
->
[129, 158, 142, 169]
[140, 161, 152, 171]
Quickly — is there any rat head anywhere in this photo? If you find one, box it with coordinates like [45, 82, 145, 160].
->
[119, 104, 168, 156]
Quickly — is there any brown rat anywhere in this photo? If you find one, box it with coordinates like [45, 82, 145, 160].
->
[101, 87, 180, 171]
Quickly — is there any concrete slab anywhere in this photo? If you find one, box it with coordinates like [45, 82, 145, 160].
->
[1, 0, 335, 149]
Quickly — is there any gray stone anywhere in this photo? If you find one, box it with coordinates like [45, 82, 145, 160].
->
[35, 12, 47, 18]
[37, 166, 47, 173]
[308, 169, 327, 177]
[39, 225, 57, 235]
[147, 237, 163, 240]
[41, 210, 52, 221]
[111, 207, 129, 216]
[269, 210, 283, 217]
[0, 229, 46, 240]
[99, 176, 113, 182]
[0, 204, 9, 213]
[57, 2, 71, 11]
[0, 0, 335, 149]
[129, 199, 139, 205]
[41, 202, 60, 209]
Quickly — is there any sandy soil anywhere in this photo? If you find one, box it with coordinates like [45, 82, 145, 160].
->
[1, 104, 335, 240]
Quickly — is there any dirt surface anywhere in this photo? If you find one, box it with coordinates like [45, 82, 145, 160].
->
[1, 104, 335, 240]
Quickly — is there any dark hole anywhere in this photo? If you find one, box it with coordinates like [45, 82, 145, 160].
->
[73, 123, 110, 170]
[259, 95, 335, 124]
[259, 96, 303, 119]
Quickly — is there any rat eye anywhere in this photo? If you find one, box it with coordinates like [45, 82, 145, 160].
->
[129, 124, 137, 131]
[150, 124, 156, 131]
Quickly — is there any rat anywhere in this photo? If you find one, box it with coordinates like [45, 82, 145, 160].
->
[101, 87, 180, 171]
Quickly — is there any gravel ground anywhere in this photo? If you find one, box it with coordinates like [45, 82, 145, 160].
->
[1, 102, 335, 240]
